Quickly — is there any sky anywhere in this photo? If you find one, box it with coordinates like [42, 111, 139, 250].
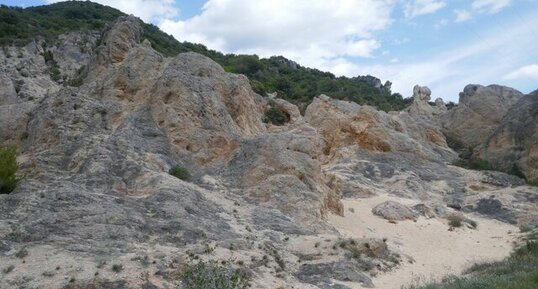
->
[2, 0, 538, 102]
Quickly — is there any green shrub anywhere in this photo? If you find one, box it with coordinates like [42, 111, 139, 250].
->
[453, 157, 492, 171]
[182, 260, 250, 289]
[508, 163, 527, 180]
[447, 214, 477, 229]
[0, 145, 20, 194]
[169, 166, 190, 181]
[443, 131, 465, 152]
[111, 264, 123, 273]
[263, 103, 289, 126]
[250, 80, 266, 96]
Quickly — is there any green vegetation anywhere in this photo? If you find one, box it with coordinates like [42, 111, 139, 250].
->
[508, 163, 527, 180]
[263, 101, 289, 126]
[0, 2, 412, 112]
[111, 264, 123, 273]
[443, 131, 466, 153]
[447, 214, 477, 229]
[452, 157, 492, 171]
[0, 2, 123, 45]
[182, 260, 250, 289]
[0, 145, 20, 194]
[402, 230, 538, 289]
[169, 166, 191, 181]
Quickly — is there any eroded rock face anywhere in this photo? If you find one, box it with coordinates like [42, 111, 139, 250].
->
[0, 33, 96, 144]
[304, 95, 455, 163]
[442, 84, 524, 147]
[479, 92, 538, 182]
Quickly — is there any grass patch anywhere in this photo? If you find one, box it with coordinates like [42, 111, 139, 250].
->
[402, 230, 538, 289]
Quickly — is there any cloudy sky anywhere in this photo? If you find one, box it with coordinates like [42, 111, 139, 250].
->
[3, 0, 538, 102]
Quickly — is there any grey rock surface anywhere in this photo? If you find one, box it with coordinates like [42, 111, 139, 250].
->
[372, 201, 418, 221]
[297, 261, 374, 288]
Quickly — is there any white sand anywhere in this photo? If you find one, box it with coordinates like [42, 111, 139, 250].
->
[328, 195, 518, 289]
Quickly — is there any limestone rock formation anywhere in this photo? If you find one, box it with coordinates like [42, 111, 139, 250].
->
[441, 84, 524, 147]
[304, 94, 455, 163]
[407, 85, 447, 119]
[479, 91, 538, 182]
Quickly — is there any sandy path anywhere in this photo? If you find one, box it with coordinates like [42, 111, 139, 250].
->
[328, 195, 518, 289]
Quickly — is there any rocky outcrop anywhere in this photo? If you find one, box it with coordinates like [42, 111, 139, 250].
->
[372, 201, 418, 221]
[304, 94, 454, 163]
[1, 14, 537, 289]
[479, 91, 538, 182]
[406, 85, 447, 120]
[441, 84, 524, 148]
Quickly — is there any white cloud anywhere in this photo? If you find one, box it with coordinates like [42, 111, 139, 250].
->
[434, 19, 449, 28]
[504, 64, 538, 80]
[472, 0, 512, 14]
[329, 14, 538, 101]
[454, 9, 472, 23]
[160, 0, 394, 68]
[45, 0, 179, 22]
[403, 0, 446, 18]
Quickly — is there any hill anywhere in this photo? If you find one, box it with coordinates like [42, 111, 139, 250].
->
[0, 1, 411, 111]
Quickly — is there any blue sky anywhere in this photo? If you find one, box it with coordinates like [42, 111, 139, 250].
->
[2, 0, 537, 102]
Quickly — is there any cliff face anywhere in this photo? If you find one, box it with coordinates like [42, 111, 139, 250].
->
[480, 91, 538, 183]
[0, 16, 537, 289]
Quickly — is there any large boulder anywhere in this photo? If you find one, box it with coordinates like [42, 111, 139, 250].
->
[441, 84, 524, 148]
[479, 91, 538, 183]
[372, 201, 418, 221]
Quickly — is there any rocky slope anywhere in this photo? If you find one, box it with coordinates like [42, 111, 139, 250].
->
[0, 16, 537, 289]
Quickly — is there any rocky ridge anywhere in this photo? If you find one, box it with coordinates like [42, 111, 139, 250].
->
[0, 16, 537, 289]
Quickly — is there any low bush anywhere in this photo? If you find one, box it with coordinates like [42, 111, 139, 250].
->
[442, 131, 465, 152]
[452, 157, 492, 171]
[0, 145, 20, 194]
[169, 165, 190, 181]
[263, 102, 289, 126]
[447, 214, 477, 229]
[182, 260, 250, 289]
